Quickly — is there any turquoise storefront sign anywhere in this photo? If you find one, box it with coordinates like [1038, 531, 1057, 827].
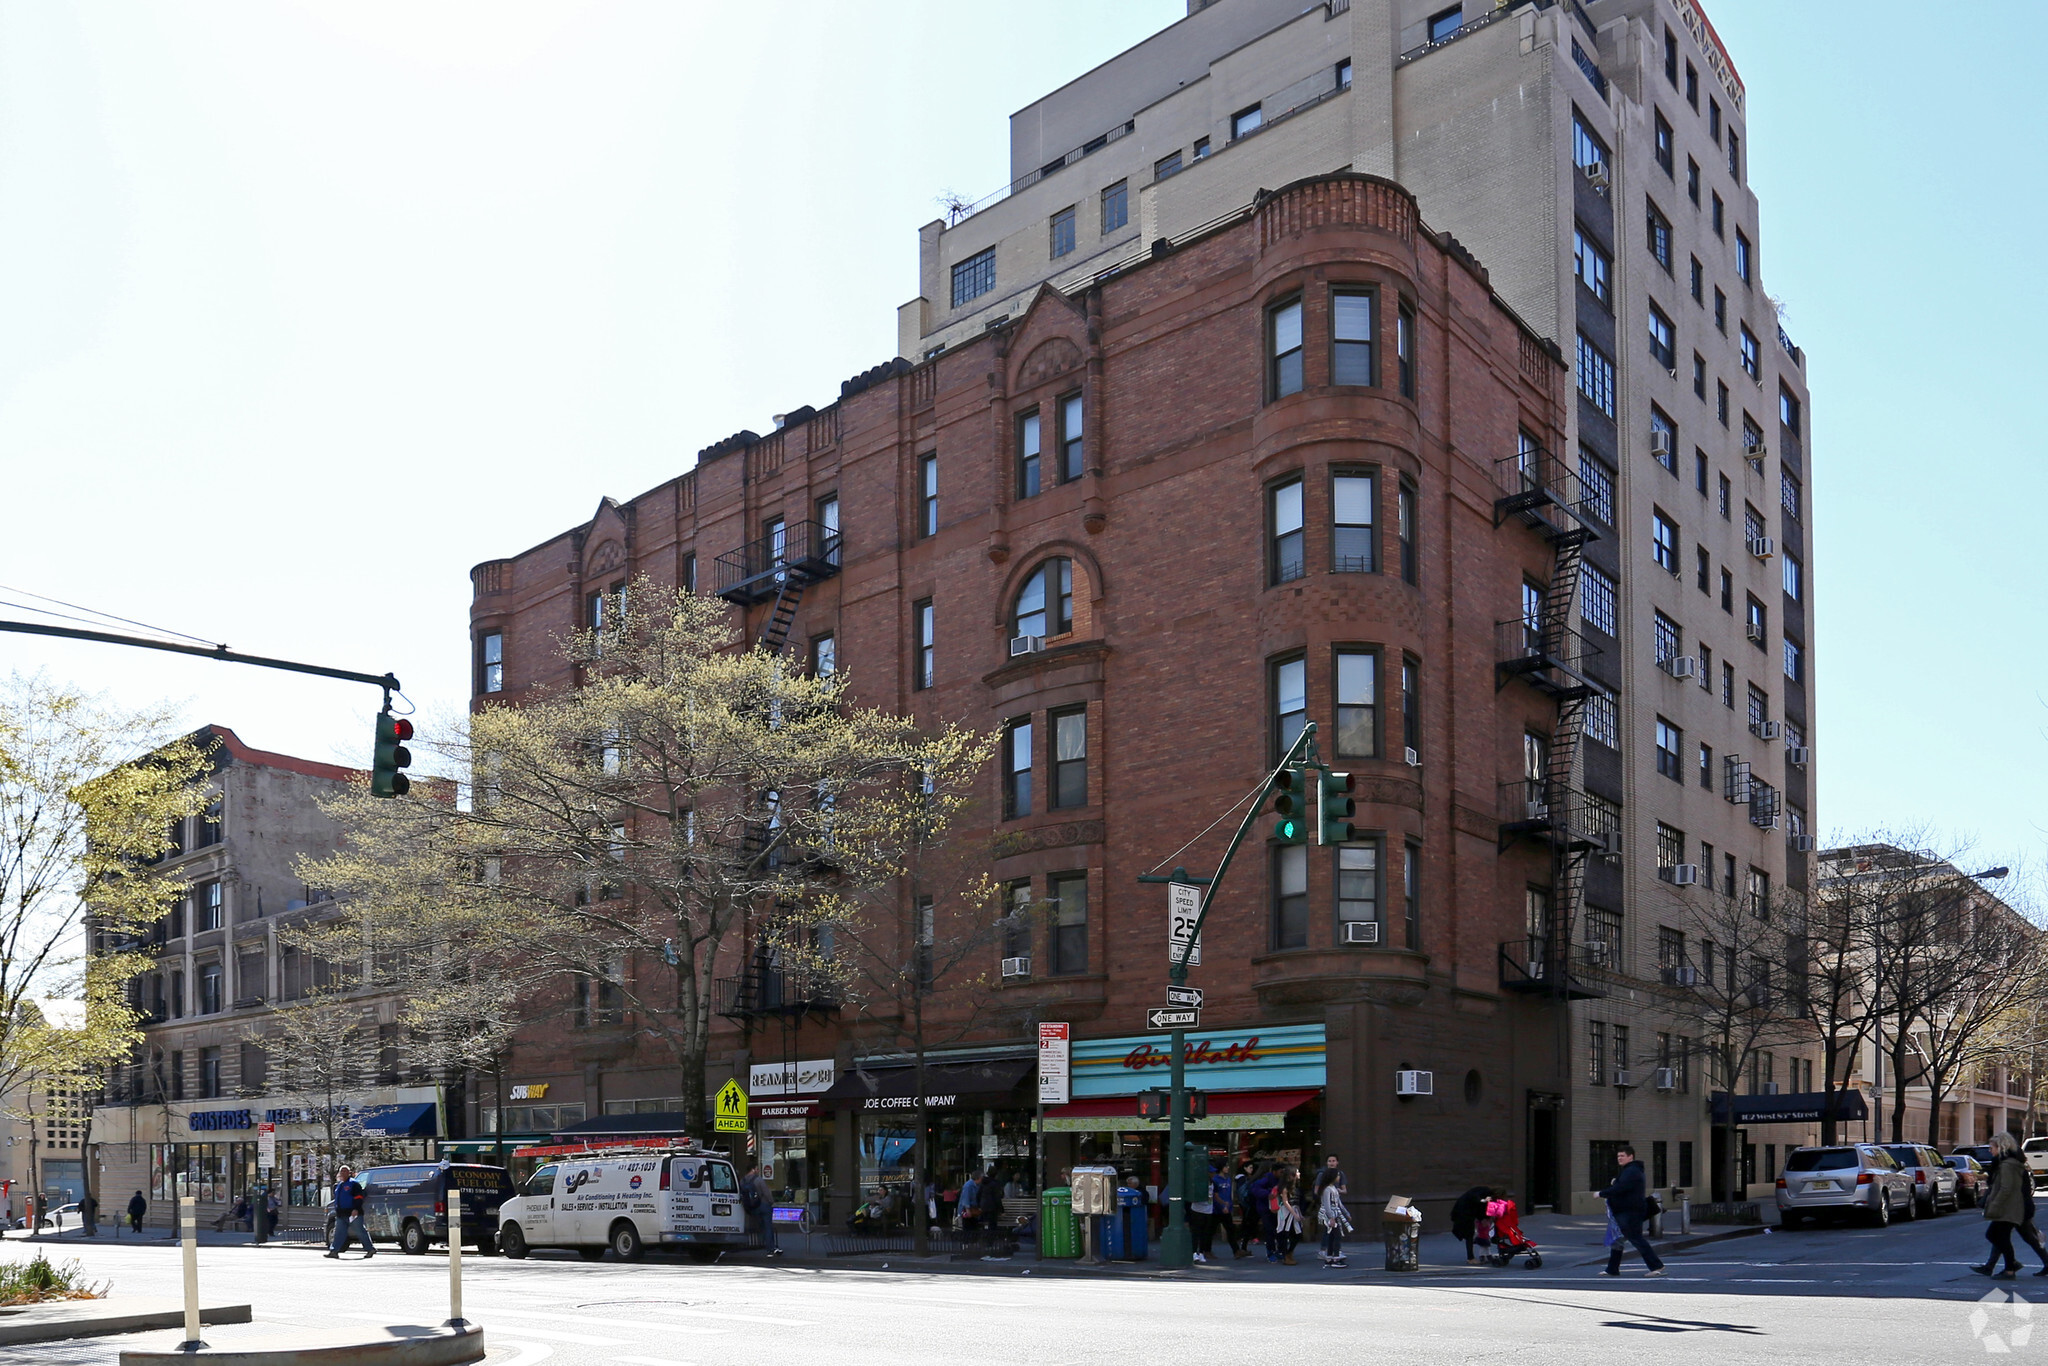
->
[1070, 1023, 1326, 1097]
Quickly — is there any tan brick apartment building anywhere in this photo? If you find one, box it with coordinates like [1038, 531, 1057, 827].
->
[902, 0, 1823, 1208]
[471, 172, 1592, 1221]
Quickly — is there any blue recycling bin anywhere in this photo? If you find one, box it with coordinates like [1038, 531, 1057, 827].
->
[1101, 1187, 1149, 1261]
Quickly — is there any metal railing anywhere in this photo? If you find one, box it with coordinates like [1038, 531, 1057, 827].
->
[713, 520, 842, 605]
[1494, 619, 1605, 682]
[717, 967, 840, 1020]
[1572, 38, 1609, 98]
[1498, 938, 1605, 997]
[943, 120, 1137, 226]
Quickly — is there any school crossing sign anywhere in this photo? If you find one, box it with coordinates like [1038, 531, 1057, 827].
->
[714, 1078, 750, 1132]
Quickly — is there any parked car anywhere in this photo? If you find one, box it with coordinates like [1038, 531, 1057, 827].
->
[1881, 1144, 1960, 1217]
[2022, 1137, 2048, 1189]
[322, 1163, 517, 1255]
[43, 1202, 81, 1231]
[1954, 1144, 1998, 1168]
[1776, 1145, 1915, 1228]
[1948, 1154, 1989, 1208]
[496, 1146, 747, 1262]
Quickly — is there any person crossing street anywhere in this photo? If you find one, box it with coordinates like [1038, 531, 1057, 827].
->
[1597, 1145, 1665, 1278]
[323, 1166, 372, 1259]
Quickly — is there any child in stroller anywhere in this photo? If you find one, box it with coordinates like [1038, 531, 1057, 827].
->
[1483, 1189, 1542, 1268]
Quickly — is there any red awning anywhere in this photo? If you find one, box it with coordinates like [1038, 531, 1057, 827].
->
[1042, 1089, 1321, 1121]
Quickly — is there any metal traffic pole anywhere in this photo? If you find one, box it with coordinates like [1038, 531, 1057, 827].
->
[447, 1190, 464, 1328]
[178, 1195, 204, 1350]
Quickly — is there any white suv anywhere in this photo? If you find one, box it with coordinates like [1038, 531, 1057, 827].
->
[2022, 1137, 2048, 1188]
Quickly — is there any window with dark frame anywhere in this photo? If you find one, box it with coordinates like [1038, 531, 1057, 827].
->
[1651, 510, 1679, 573]
[1332, 289, 1376, 385]
[919, 453, 938, 537]
[1717, 379, 1730, 426]
[1049, 873, 1088, 975]
[1003, 718, 1033, 820]
[951, 248, 995, 308]
[1650, 405, 1678, 472]
[1336, 839, 1380, 931]
[1653, 610, 1681, 664]
[1581, 564, 1617, 635]
[1332, 471, 1375, 572]
[1690, 255, 1703, 305]
[1692, 353, 1706, 399]
[1648, 301, 1676, 370]
[1404, 841, 1421, 948]
[1710, 97, 1722, 142]
[1696, 545, 1710, 593]
[810, 634, 836, 678]
[1274, 843, 1309, 949]
[1003, 880, 1033, 960]
[1270, 477, 1305, 584]
[681, 552, 696, 595]
[1232, 104, 1263, 139]
[1653, 109, 1674, 175]
[1711, 191, 1725, 237]
[1577, 449, 1614, 524]
[912, 598, 934, 690]
[1747, 593, 1768, 647]
[1398, 481, 1418, 582]
[914, 896, 934, 991]
[1574, 227, 1612, 305]
[1154, 151, 1182, 181]
[1655, 718, 1682, 780]
[1686, 62, 1699, 108]
[479, 631, 504, 694]
[1059, 392, 1085, 481]
[1273, 655, 1307, 758]
[1269, 297, 1304, 399]
[1664, 28, 1678, 84]
[1051, 707, 1087, 809]
[1736, 230, 1753, 284]
[1740, 325, 1761, 381]
[1402, 657, 1420, 758]
[1576, 332, 1615, 417]
[1427, 5, 1463, 42]
[1334, 648, 1378, 759]
[1050, 206, 1076, 259]
[1013, 557, 1073, 639]
[1700, 741, 1714, 789]
[1687, 156, 1700, 205]
[1101, 180, 1128, 234]
[198, 881, 224, 931]
[1646, 198, 1672, 271]
[1397, 303, 1416, 396]
[1017, 408, 1042, 497]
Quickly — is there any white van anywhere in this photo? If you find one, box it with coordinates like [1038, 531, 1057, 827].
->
[497, 1147, 748, 1262]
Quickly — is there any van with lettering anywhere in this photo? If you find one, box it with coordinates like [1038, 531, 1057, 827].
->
[496, 1145, 746, 1262]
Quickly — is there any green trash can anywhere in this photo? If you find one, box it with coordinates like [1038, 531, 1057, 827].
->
[1040, 1187, 1079, 1258]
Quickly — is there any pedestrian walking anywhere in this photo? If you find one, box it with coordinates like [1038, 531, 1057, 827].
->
[126, 1191, 147, 1237]
[1316, 1170, 1352, 1269]
[957, 1169, 982, 1238]
[740, 1161, 778, 1256]
[323, 1165, 373, 1259]
[1247, 1162, 1278, 1261]
[1596, 1145, 1665, 1277]
[1271, 1167, 1304, 1267]
[1450, 1185, 1492, 1264]
[1207, 1165, 1241, 1258]
[1975, 1131, 2029, 1280]
[2017, 1176, 2048, 1275]
[255, 1185, 280, 1245]
[976, 1164, 1006, 1235]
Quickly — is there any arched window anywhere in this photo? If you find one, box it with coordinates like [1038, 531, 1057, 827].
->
[1013, 558, 1073, 639]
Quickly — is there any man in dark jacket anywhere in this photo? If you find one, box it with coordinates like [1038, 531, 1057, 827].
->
[1449, 1185, 1493, 1264]
[126, 1191, 147, 1236]
[1598, 1146, 1664, 1276]
[323, 1166, 372, 1259]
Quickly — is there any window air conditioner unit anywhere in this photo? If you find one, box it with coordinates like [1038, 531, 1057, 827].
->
[1745, 439, 1768, 459]
[1525, 798, 1552, 821]
[1655, 1067, 1678, 1090]
[1650, 429, 1673, 457]
[1596, 829, 1622, 858]
[1612, 1068, 1635, 1089]
[1009, 635, 1045, 657]
[1660, 654, 1697, 679]
[1746, 621, 1767, 643]
[1791, 834, 1816, 853]
[1662, 863, 1701, 886]
[1000, 956, 1032, 979]
[1584, 161, 1610, 189]
[1786, 745, 1810, 768]
[1342, 921, 1382, 945]
[1394, 1070, 1434, 1096]
[1404, 747, 1421, 767]
[1748, 536, 1776, 560]
[1583, 940, 1607, 957]
[1752, 720, 1781, 740]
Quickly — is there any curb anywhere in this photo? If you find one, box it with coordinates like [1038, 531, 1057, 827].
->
[1578, 1223, 1769, 1266]
[0, 1301, 253, 1347]
[119, 1323, 483, 1366]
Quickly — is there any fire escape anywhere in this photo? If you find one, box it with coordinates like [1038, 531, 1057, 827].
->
[1493, 444, 1612, 1002]
[713, 519, 844, 653]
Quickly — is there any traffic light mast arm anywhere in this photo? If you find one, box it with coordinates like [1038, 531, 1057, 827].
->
[0, 620, 400, 699]
[1170, 721, 1318, 981]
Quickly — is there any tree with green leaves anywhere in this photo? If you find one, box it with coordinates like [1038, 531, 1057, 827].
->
[299, 581, 994, 1134]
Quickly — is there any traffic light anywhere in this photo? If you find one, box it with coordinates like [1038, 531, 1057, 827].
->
[1318, 770, 1357, 845]
[1269, 766, 1308, 844]
[372, 711, 413, 798]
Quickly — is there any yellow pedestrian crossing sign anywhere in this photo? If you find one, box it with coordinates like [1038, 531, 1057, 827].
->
[714, 1078, 749, 1133]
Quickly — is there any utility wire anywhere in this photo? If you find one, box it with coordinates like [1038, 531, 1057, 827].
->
[1147, 780, 1266, 875]
[0, 582, 216, 647]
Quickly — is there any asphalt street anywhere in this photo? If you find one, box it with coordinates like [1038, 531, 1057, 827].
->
[4, 1208, 2040, 1365]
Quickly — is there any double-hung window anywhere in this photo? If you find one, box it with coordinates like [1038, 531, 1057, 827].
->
[1337, 840, 1380, 931]
[1574, 227, 1611, 305]
[1401, 658, 1420, 759]
[479, 632, 504, 694]
[1650, 405, 1678, 472]
[1050, 206, 1076, 259]
[1653, 110, 1674, 175]
[1058, 393, 1085, 482]
[919, 453, 938, 537]
[1334, 649, 1377, 759]
[1740, 325, 1761, 381]
[1653, 610, 1681, 665]
[1646, 199, 1673, 271]
[1274, 844, 1309, 949]
[197, 881, 224, 931]
[1397, 304, 1416, 396]
[1017, 410, 1042, 497]
[1003, 719, 1033, 819]
[1746, 594, 1768, 646]
[1101, 180, 1129, 233]
[1050, 707, 1088, 809]
[1269, 297, 1304, 398]
[1784, 638, 1804, 685]
[1049, 873, 1088, 975]
[1651, 510, 1679, 573]
[1270, 478, 1305, 584]
[1648, 302, 1676, 370]
[1332, 290, 1375, 385]
[1577, 449, 1614, 523]
[1711, 191, 1725, 237]
[912, 598, 934, 689]
[1783, 554, 1803, 601]
[1332, 472, 1375, 572]
[1273, 655, 1307, 758]
[1655, 718, 1683, 780]
[1573, 112, 1610, 181]
[1736, 230, 1753, 285]
[1398, 482, 1418, 582]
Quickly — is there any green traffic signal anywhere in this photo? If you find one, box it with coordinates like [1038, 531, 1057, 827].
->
[1318, 770, 1357, 845]
[1270, 765, 1308, 845]
[372, 711, 414, 798]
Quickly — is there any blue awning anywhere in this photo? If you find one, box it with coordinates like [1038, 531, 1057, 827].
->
[1710, 1090, 1868, 1125]
[356, 1102, 439, 1138]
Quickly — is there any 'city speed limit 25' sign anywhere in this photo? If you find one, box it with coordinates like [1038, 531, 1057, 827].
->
[1168, 882, 1202, 966]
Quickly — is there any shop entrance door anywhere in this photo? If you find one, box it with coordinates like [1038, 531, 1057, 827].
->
[1525, 1092, 1561, 1211]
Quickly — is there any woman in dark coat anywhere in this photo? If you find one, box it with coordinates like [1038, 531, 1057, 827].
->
[1449, 1185, 1493, 1264]
[1976, 1132, 2029, 1279]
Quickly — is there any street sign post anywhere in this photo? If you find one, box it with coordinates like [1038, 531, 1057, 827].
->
[1165, 986, 1204, 1008]
[1168, 882, 1203, 966]
[714, 1078, 750, 1133]
[256, 1122, 276, 1173]
[1037, 1022, 1071, 1105]
[1146, 1007, 1200, 1030]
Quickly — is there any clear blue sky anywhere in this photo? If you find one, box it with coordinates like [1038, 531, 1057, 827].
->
[0, 1, 2041, 872]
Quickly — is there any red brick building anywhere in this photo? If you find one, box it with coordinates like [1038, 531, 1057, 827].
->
[469, 173, 1594, 1220]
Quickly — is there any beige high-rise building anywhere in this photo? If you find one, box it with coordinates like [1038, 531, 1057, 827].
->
[904, 0, 1819, 1212]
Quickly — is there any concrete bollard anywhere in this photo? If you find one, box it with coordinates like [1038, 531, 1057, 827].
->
[179, 1195, 204, 1351]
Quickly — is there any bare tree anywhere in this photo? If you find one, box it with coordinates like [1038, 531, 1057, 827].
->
[1804, 858, 1886, 1144]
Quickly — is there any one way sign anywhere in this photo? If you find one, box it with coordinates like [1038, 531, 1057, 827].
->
[1146, 1007, 1200, 1030]
[1165, 986, 1204, 1008]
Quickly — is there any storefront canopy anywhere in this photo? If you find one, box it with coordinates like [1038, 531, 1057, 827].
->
[1039, 1088, 1322, 1133]
[819, 1059, 1033, 1110]
[356, 1102, 439, 1139]
[1710, 1090, 1869, 1125]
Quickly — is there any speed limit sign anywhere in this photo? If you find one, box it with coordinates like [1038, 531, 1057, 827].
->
[1168, 882, 1203, 966]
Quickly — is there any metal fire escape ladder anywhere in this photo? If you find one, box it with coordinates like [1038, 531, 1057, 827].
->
[758, 580, 807, 654]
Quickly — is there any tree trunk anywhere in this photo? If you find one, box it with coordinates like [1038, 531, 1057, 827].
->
[1819, 1034, 1842, 1146]
[1889, 1036, 1911, 1144]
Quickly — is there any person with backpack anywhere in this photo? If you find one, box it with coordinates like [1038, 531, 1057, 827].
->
[740, 1160, 777, 1255]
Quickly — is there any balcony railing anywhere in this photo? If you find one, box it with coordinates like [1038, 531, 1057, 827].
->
[717, 967, 840, 1021]
[1495, 620, 1606, 698]
[1497, 780, 1612, 853]
[1492, 447, 1595, 532]
[1498, 938, 1605, 999]
[714, 520, 843, 606]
